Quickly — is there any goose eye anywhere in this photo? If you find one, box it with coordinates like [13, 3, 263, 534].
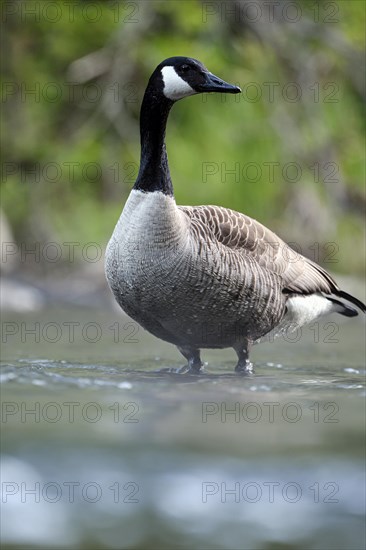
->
[180, 64, 190, 73]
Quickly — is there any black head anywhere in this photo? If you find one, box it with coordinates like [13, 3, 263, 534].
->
[149, 56, 241, 101]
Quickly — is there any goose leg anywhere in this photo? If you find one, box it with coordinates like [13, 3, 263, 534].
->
[177, 346, 203, 374]
[234, 345, 254, 375]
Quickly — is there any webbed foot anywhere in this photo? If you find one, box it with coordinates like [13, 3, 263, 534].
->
[177, 346, 203, 374]
[235, 360, 254, 375]
[177, 363, 204, 374]
[234, 344, 254, 375]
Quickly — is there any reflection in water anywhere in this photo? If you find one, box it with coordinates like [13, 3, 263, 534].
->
[1, 451, 365, 550]
[1, 307, 365, 549]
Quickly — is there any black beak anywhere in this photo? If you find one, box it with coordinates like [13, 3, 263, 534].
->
[197, 71, 241, 94]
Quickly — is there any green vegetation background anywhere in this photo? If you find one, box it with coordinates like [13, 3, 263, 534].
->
[1, 0, 365, 277]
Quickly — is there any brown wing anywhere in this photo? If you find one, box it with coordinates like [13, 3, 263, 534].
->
[179, 204, 339, 296]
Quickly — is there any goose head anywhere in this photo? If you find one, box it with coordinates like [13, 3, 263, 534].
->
[148, 56, 241, 101]
[135, 57, 241, 195]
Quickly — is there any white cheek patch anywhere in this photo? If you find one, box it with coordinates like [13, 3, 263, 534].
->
[161, 66, 196, 100]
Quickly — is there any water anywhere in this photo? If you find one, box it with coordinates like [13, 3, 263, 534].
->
[1, 305, 365, 549]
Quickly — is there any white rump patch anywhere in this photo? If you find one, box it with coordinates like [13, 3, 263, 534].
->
[259, 293, 336, 344]
[286, 294, 334, 325]
[161, 66, 196, 100]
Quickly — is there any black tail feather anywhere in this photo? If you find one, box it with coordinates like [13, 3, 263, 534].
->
[328, 297, 358, 317]
[336, 290, 366, 313]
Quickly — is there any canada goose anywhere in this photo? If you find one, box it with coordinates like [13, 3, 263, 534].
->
[105, 56, 366, 374]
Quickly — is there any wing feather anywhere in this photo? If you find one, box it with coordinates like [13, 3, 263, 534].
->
[179, 204, 338, 296]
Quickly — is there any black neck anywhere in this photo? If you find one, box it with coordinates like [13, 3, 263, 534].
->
[134, 86, 174, 196]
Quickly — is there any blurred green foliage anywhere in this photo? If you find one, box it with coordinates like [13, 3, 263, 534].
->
[1, 0, 365, 274]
